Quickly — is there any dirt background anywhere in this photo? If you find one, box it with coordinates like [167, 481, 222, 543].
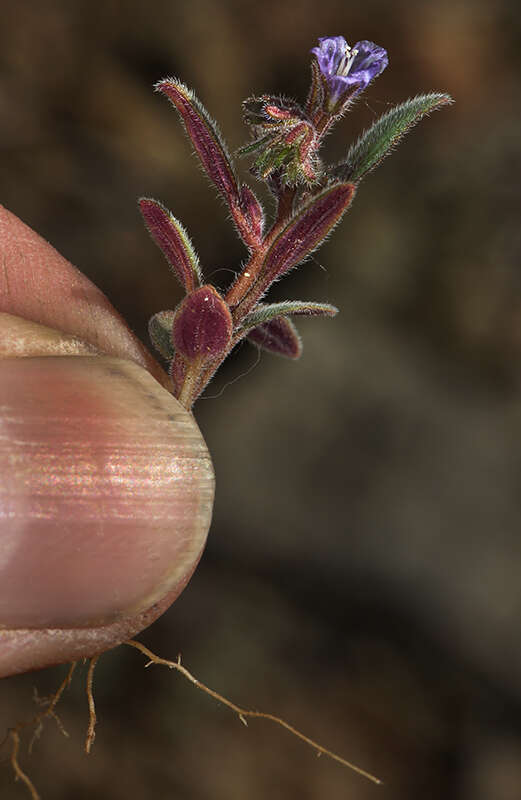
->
[1, 0, 521, 798]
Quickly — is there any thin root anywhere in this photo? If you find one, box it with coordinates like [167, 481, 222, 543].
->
[125, 639, 382, 786]
[85, 656, 99, 754]
[2, 662, 77, 800]
[9, 730, 40, 800]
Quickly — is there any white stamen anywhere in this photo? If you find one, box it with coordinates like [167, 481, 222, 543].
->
[336, 45, 358, 77]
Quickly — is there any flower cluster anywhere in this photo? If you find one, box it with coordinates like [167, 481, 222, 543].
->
[141, 36, 452, 408]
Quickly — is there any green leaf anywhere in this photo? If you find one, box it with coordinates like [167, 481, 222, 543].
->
[331, 93, 453, 183]
[241, 300, 338, 331]
[148, 310, 176, 361]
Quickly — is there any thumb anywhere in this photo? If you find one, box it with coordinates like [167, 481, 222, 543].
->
[0, 210, 214, 677]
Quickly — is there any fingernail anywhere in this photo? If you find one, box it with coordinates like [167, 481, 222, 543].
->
[0, 355, 214, 630]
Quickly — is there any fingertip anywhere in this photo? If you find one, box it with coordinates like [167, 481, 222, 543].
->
[0, 356, 214, 638]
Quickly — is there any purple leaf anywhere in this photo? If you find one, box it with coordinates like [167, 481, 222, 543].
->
[169, 353, 188, 396]
[247, 316, 302, 359]
[172, 285, 233, 362]
[139, 198, 202, 293]
[242, 300, 338, 331]
[260, 182, 355, 288]
[156, 79, 240, 209]
[239, 184, 264, 245]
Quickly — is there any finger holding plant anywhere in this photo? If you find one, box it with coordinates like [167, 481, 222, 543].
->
[142, 35, 452, 410]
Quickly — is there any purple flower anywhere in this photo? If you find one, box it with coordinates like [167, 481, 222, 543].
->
[311, 36, 388, 106]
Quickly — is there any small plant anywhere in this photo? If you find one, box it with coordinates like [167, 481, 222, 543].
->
[1, 34, 453, 798]
[142, 34, 452, 409]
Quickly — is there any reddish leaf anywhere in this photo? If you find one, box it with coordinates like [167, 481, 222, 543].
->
[172, 285, 233, 362]
[238, 184, 264, 245]
[261, 183, 355, 288]
[139, 198, 202, 292]
[156, 79, 240, 209]
[247, 316, 302, 359]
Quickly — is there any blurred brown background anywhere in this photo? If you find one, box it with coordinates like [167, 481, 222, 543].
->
[1, 0, 521, 798]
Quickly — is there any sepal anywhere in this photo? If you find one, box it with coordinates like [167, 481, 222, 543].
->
[329, 93, 453, 183]
[240, 95, 320, 185]
[139, 198, 202, 292]
[305, 57, 327, 118]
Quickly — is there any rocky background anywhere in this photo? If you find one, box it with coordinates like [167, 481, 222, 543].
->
[1, 0, 521, 798]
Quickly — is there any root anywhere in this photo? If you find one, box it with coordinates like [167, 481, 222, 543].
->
[2, 641, 381, 798]
[8, 730, 40, 800]
[84, 656, 99, 754]
[1, 660, 91, 800]
[125, 639, 382, 786]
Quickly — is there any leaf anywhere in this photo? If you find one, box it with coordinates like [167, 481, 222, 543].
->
[239, 184, 264, 244]
[242, 300, 338, 331]
[139, 198, 202, 292]
[156, 79, 240, 207]
[260, 182, 355, 287]
[247, 316, 302, 359]
[156, 79, 263, 249]
[172, 285, 233, 362]
[331, 93, 453, 183]
[148, 310, 176, 361]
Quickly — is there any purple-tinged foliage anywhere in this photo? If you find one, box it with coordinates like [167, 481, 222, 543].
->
[172, 285, 233, 362]
[247, 316, 302, 359]
[239, 184, 264, 245]
[311, 36, 388, 108]
[139, 198, 202, 292]
[260, 183, 355, 287]
[157, 79, 240, 207]
[169, 353, 187, 397]
[144, 35, 451, 407]
[156, 79, 263, 250]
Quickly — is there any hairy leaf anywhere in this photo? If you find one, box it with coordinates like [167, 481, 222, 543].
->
[260, 182, 355, 286]
[148, 310, 176, 361]
[331, 93, 453, 183]
[172, 285, 233, 362]
[247, 316, 302, 359]
[156, 79, 240, 206]
[242, 300, 338, 331]
[139, 198, 202, 292]
[239, 184, 264, 243]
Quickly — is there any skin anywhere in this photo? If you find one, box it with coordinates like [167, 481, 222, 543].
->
[0, 206, 215, 678]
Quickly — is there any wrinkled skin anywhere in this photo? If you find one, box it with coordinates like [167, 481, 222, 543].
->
[0, 206, 215, 677]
